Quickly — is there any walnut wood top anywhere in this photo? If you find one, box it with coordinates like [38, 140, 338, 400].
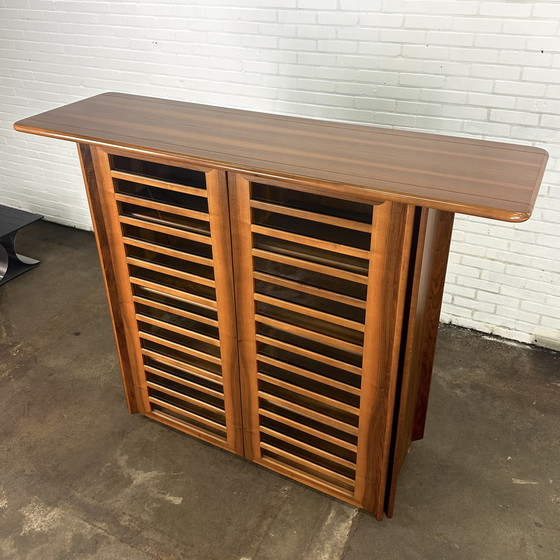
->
[14, 92, 548, 221]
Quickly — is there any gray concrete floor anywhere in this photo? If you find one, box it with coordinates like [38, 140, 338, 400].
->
[0, 220, 559, 560]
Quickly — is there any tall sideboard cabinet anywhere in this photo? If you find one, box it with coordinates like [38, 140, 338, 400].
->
[15, 93, 548, 519]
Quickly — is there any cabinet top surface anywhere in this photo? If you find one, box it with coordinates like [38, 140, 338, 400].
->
[14, 92, 548, 221]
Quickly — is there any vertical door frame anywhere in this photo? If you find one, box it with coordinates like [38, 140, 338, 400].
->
[354, 200, 416, 519]
[205, 169, 244, 455]
[227, 173, 262, 460]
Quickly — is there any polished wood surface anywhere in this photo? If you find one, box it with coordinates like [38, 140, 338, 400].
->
[384, 209, 455, 516]
[205, 168, 245, 455]
[89, 146, 152, 414]
[15, 92, 547, 222]
[77, 144, 140, 414]
[228, 174, 261, 461]
[82, 145, 245, 455]
[16, 95, 548, 520]
[411, 210, 456, 441]
[354, 201, 416, 519]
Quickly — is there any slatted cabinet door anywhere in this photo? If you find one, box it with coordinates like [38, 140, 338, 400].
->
[230, 174, 415, 518]
[86, 147, 243, 455]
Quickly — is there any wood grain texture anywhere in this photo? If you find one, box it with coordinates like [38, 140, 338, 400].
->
[411, 210, 456, 441]
[141, 349, 222, 384]
[249, 199, 372, 232]
[77, 143, 141, 413]
[251, 248, 369, 285]
[88, 146, 152, 414]
[15, 92, 548, 221]
[382, 210, 454, 517]
[20, 95, 548, 520]
[258, 391, 359, 436]
[354, 201, 416, 520]
[383, 207, 429, 517]
[228, 174, 262, 461]
[205, 169, 245, 455]
[256, 354, 361, 396]
[253, 292, 365, 332]
[258, 408, 358, 452]
[252, 271, 367, 310]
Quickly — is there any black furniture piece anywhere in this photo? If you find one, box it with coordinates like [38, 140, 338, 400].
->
[0, 205, 42, 286]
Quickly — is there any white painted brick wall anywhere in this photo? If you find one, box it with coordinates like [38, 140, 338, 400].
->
[1, 0, 558, 349]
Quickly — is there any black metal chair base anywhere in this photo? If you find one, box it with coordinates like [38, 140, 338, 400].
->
[0, 235, 40, 285]
[0, 206, 43, 286]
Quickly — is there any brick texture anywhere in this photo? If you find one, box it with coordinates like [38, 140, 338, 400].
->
[1, 1, 558, 349]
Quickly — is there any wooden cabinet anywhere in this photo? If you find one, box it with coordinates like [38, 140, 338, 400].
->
[14, 93, 548, 519]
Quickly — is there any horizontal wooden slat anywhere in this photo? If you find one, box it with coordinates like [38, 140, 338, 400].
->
[256, 334, 362, 376]
[257, 372, 359, 416]
[251, 224, 370, 260]
[115, 192, 209, 222]
[256, 241, 367, 275]
[259, 456, 355, 498]
[149, 397, 226, 433]
[260, 426, 356, 470]
[255, 313, 363, 354]
[147, 380, 225, 415]
[141, 348, 222, 383]
[252, 249, 368, 285]
[123, 236, 214, 267]
[257, 354, 360, 396]
[139, 331, 222, 365]
[120, 215, 212, 244]
[137, 313, 220, 347]
[145, 364, 224, 399]
[260, 442, 355, 488]
[254, 293, 364, 333]
[127, 256, 215, 288]
[250, 199, 372, 233]
[258, 391, 359, 436]
[149, 410, 227, 447]
[130, 277, 217, 309]
[112, 169, 208, 198]
[259, 408, 357, 452]
[254, 271, 367, 310]
[133, 295, 219, 328]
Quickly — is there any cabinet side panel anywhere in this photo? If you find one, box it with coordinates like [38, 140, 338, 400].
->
[382, 209, 454, 512]
[88, 146, 152, 414]
[412, 210, 455, 441]
[383, 207, 429, 517]
[77, 143, 141, 413]
[354, 201, 416, 519]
